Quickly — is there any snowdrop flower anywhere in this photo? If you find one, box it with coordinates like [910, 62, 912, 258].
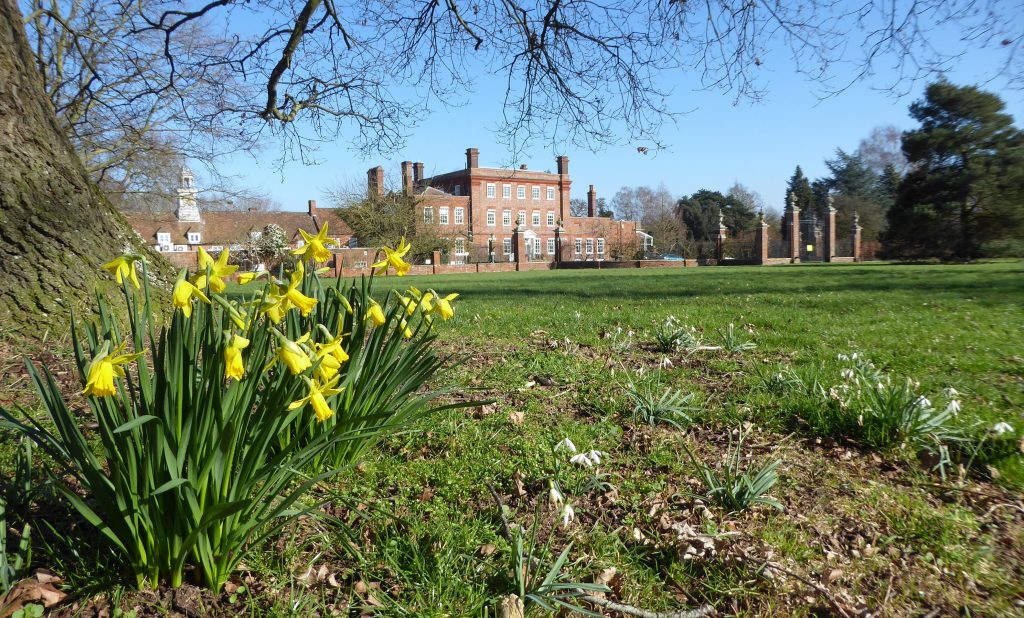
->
[554, 437, 577, 454]
[570, 453, 594, 467]
[548, 481, 564, 506]
[993, 422, 1014, 435]
[915, 396, 931, 409]
[945, 400, 961, 415]
[851, 352, 860, 360]
[945, 387, 960, 398]
[840, 368, 855, 381]
[585, 450, 604, 465]
[837, 353, 850, 362]
[660, 357, 674, 369]
[561, 503, 576, 528]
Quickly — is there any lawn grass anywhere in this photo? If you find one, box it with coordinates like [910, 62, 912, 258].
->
[4, 260, 1023, 617]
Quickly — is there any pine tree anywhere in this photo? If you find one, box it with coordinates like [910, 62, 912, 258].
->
[884, 81, 1024, 259]
[782, 166, 815, 238]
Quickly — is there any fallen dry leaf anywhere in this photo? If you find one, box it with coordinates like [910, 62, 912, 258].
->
[0, 572, 67, 618]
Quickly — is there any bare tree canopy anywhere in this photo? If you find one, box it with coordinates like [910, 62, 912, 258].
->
[22, 0, 259, 198]
[857, 125, 910, 175]
[128, 0, 1022, 157]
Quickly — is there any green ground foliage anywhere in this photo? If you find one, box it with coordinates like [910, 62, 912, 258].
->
[2, 261, 1022, 616]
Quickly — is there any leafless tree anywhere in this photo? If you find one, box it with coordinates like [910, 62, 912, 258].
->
[133, 0, 1022, 158]
[23, 0, 259, 205]
[856, 125, 910, 175]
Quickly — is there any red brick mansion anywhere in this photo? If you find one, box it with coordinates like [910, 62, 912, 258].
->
[367, 148, 651, 263]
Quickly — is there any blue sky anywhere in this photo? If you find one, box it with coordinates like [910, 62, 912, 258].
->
[213, 19, 1023, 216]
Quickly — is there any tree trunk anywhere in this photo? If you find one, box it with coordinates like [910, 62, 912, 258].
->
[0, 0, 172, 340]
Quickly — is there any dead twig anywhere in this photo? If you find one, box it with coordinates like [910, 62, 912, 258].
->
[579, 595, 716, 618]
[485, 480, 514, 542]
[758, 561, 852, 618]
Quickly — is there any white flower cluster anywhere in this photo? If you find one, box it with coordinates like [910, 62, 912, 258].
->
[551, 437, 609, 527]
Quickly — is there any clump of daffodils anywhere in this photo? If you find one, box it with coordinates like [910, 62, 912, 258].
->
[4, 231, 465, 593]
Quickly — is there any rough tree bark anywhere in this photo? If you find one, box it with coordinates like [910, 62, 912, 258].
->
[0, 0, 172, 340]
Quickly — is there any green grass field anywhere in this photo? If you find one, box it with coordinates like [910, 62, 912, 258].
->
[4, 261, 1023, 616]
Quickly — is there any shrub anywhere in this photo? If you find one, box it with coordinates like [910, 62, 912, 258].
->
[1, 238, 463, 590]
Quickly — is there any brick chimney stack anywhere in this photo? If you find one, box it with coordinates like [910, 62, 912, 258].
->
[556, 155, 569, 176]
[587, 185, 596, 217]
[401, 161, 414, 195]
[466, 147, 479, 169]
[367, 166, 384, 197]
[308, 199, 318, 216]
[413, 162, 424, 185]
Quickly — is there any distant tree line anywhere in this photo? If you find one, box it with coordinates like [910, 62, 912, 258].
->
[782, 81, 1023, 260]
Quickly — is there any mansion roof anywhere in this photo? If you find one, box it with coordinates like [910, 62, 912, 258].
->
[126, 209, 352, 248]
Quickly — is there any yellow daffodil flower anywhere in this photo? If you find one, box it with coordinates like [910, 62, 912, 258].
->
[82, 341, 144, 397]
[399, 318, 413, 339]
[237, 271, 265, 285]
[429, 291, 459, 321]
[284, 262, 318, 316]
[313, 331, 349, 381]
[102, 255, 142, 289]
[276, 332, 312, 375]
[288, 376, 344, 422]
[372, 237, 412, 276]
[193, 248, 238, 293]
[399, 295, 417, 316]
[260, 284, 289, 324]
[172, 270, 211, 318]
[224, 334, 249, 381]
[366, 299, 386, 326]
[292, 223, 335, 263]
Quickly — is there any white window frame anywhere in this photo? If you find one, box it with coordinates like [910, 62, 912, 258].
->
[502, 184, 512, 198]
[423, 206, 434, 224]
[439, 207, 449, 225]
[157, 232, 171, 244]
[531, 186, 540, 200]
[487, 209, 496, 226]
[586, 238, 594, 255]
[574, 238, 582, 254]
[597, 238, 605, 255]
[546, 187, 555, 201]
[454, 207, 465, 225]
[187, 232, 201, 244]
[546, 212, 555, 226]
[502, 238, 512, 254]
[547, 238, 556, 254]
[517, 186, 526, 200]
[518, 210, 526, 225]
[502, 209, 512, 226]
[455, 238, 467, 255]
[486, 183, 496, 198]
[531, 211, 540, 226]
